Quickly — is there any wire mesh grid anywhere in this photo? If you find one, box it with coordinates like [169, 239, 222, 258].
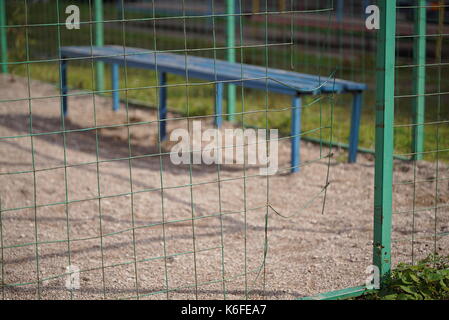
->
[1, 0, 447, 301]
[391, 0, 449, 268]
[0, 0, 343, 300]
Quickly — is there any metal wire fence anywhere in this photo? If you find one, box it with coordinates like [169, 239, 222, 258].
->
[0, 0, 339, 299]
[0, 0, 447, 300]
[5, 0, 376, 147]
[391, 0, 449, 268]
[369, 0, 449, 294]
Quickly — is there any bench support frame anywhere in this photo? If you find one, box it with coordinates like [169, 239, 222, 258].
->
[59, 59, 364, 174]
[215, 82, 224, 128]
[112, 64, 120, 112]
[291, 95, 302, 173]
[349, 91, 363, 163]
[158, 72, 168, 142]
[61, 58, 68, 117]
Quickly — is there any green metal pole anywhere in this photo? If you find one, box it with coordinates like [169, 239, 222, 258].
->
[0, 0, 7, 74]
[373, 0, 396, 286]
[226, 0, 236, 121]
[412, 0, 426, 160]
[95, 0, 105, 92]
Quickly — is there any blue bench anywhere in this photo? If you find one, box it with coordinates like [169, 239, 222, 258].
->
[60, 46, 367, 172]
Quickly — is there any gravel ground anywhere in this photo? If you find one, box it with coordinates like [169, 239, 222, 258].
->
[0, 74, 448, 300]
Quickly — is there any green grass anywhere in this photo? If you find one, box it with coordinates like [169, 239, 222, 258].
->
[361, 254, 449, 300]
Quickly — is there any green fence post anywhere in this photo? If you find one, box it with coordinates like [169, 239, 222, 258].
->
[0, 0, 7, 74]
[412, 0, 426, 160]
[226, 0, 236, 121]
[95, 0, 105, 93]
[373, 0, 396, 286]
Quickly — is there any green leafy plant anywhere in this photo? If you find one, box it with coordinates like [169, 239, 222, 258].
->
[364, 254, 449, 300]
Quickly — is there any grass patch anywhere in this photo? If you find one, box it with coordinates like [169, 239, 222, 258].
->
[361, 255, 449, 300]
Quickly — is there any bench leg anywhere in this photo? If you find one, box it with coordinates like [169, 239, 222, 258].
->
[60, 58, 68, 117]
[348, 91, 363, 163]
[291, 95, 302, 173]
[336, 0, 344, 22]
[158, 72, 167, 141]
[112, 64, 120, 112]
[215, 82, 224, 128]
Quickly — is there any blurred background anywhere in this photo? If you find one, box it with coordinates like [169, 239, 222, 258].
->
[2, 0, 449, 160]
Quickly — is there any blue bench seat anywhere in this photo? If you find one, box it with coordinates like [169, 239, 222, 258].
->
[60, 45, 367, 172]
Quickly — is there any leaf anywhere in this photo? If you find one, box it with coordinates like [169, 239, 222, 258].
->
[426, 272, 443, 282]
[440, 280, 449, 292]
[399, 285, 424, 299]
[397, 293, 415, 300]
[397, 274, 413, 285]
[419, 287, 434, 300]
[409, 273, 420, 283]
